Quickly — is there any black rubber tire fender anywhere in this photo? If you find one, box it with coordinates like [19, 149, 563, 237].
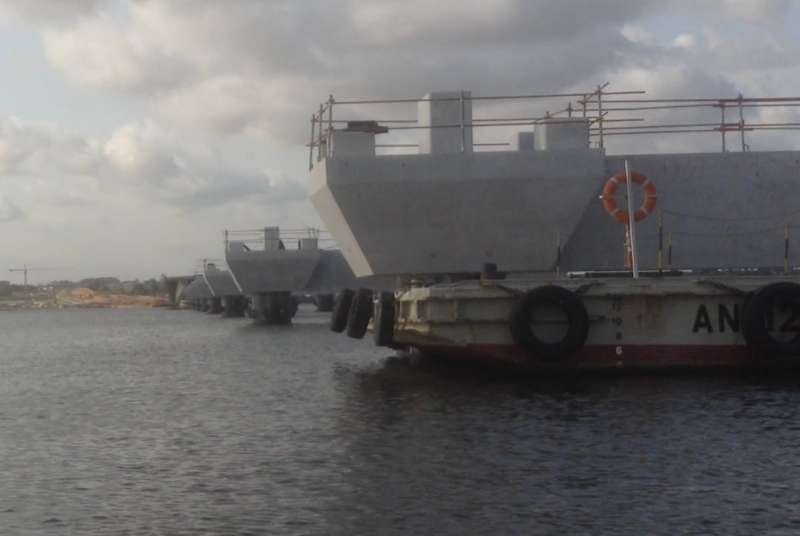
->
[509, 285, 589, 362]
[742, 281, 800, 356]
[330, 289, 354, 333]
[346, 288, 374, 339]
[373, 291, 396, 347]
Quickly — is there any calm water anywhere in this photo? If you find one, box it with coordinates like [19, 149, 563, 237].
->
[2, 307, 800, 534]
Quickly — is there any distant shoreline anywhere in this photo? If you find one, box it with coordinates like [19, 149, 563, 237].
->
[0, 289, 169, 311]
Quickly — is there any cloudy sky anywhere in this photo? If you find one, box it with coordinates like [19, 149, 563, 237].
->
[0, 0, 798, 282]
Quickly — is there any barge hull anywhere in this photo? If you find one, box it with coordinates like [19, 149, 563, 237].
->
[389, 276, 800, 372]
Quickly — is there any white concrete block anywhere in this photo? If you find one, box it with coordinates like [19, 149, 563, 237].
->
[264, 226, 282, 251]
[330, 131, 375, 157]
[299, 238, 319, 250]
[418, 91, 473, 154]
[534, 118, 590, 150]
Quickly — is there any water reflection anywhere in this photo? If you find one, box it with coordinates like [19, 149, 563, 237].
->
[1, 308, 800, 534]
[328, 355, 800, 534]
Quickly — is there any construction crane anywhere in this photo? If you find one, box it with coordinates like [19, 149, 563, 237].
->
[8, 265, 56, 286]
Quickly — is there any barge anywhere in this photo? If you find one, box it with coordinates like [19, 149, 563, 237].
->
[381, 274, 800, 371]
[309, 84, 800, 370]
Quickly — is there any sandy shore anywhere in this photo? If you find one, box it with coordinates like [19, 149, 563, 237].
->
[0, 288, 169, 310]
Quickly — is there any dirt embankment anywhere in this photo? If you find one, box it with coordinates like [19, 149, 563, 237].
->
[0, 289, 169, 310]
[55, 288, 169, 308]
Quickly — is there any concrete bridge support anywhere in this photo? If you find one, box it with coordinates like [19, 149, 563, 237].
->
[166, 279, 180, 306]
[314, 293, 335, 312]
[164, 275, 194, 308]
[207, 297, 223, 314]
[250, 292, 298, 325]
[221, 295, 247, 318]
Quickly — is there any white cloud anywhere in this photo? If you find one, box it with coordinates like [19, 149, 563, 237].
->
[672, 33, 696, 49]
[622, 25, 655, 45]
[348, 0, 516, 45]
[43, 12, 190, 92]
[102, 118, 307, 206]
[0, 113, 312, 279]
[0, 0, 105, 24]
[0, 194, 22, 222]
[37, 1, 660, 141]
[0, 117, 103, 176]
[0, 0, 797, 278]
[717, 0, 791, 22]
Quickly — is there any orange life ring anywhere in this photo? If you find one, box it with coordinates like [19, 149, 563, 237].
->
[601, 171, 657, 223]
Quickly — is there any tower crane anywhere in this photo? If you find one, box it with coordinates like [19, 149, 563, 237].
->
[8, 265, 56, 286]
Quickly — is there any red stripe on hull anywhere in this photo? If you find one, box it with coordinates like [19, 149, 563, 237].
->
[412, 344, 787, 371]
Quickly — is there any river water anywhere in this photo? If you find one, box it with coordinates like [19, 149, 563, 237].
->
[2, 306, 800, 535]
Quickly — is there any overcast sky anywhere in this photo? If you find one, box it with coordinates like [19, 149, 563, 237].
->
[0, 0, 798, 282]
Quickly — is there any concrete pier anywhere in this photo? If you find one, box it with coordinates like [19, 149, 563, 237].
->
[206, 297, 223, 314]
[203, 264, 246, 318]
[221, 295, 247, 318]
[310, 90, 800, 276]
[249, 291, 296, 325]
[225, 226, 373, 324]
[163, 275, 194, 308]
[178, 278, 201, 309]
[179, 276, 213, 311]
[313, 293, 334, 312]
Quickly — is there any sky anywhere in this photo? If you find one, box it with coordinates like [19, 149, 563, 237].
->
[0, 0, 799, 282]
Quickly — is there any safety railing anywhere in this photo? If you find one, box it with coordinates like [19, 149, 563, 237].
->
[223, 227, 337, 251]
[639, 210, 800, 276]
[308, 83, 800, 169]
